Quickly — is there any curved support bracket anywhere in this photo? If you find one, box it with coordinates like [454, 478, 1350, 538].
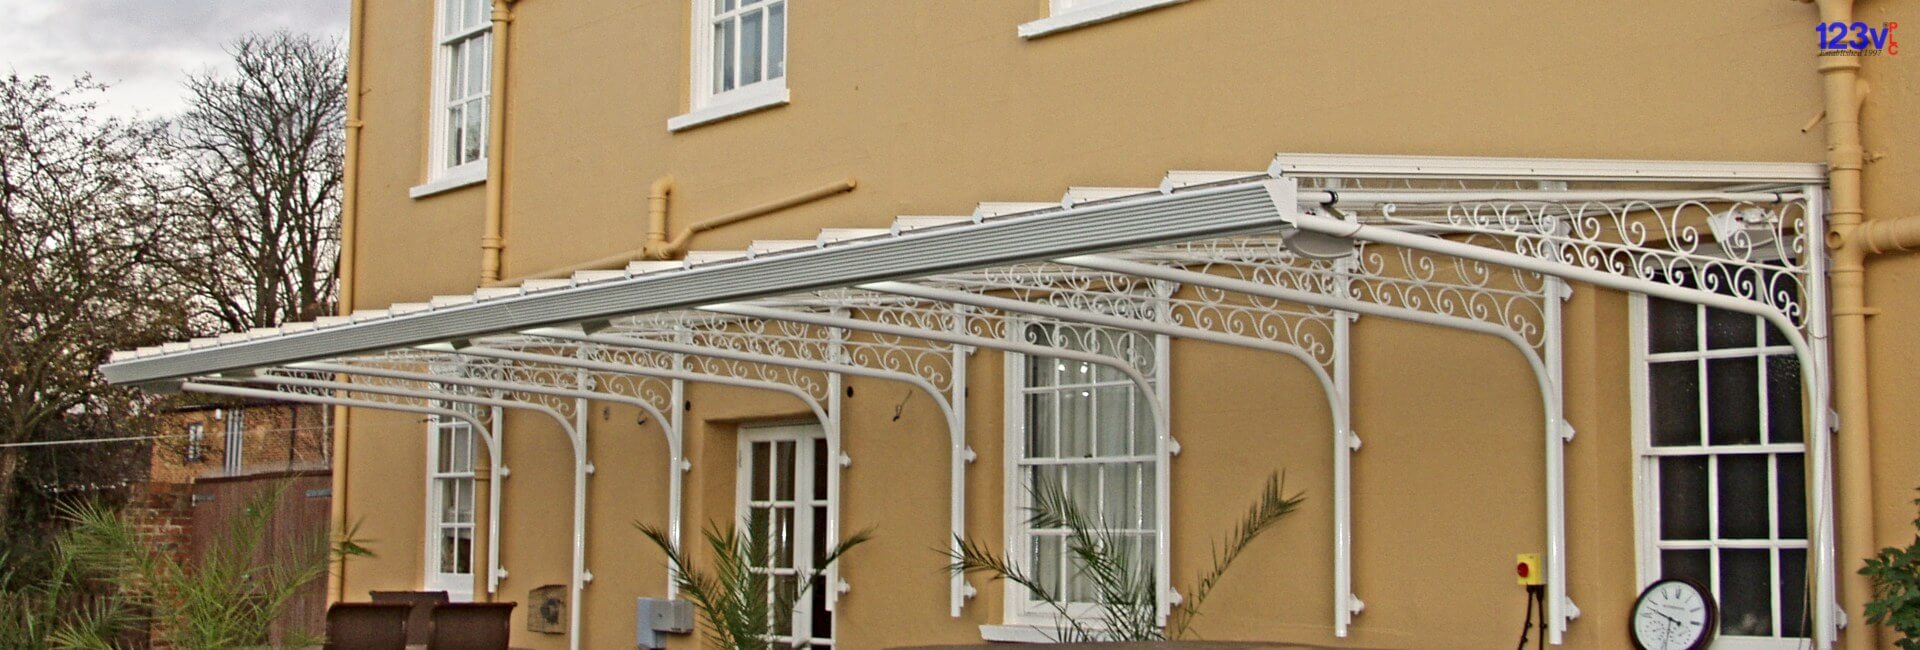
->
[264, 365, 594, 650]
[1287, 213, 1833, 645]
[451, 338, 829, 599]
[1065, 253, 1559, 637]
[700, 301, 1168, 619]
[526, 325, 968, 615]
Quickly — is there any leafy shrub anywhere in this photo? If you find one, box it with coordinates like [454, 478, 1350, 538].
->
[1863, 493, 1920, 648]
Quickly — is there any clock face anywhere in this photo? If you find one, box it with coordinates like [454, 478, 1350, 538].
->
[1631, 579, 1716, 650]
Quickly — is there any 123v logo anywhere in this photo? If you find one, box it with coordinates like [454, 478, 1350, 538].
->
[1818, 21, 1899, 56]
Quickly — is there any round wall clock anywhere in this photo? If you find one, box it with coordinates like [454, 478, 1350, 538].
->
[1630, 578, 1717, 650]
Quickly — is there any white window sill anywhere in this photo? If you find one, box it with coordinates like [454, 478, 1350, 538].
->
[667, 85, 790, 132]
[979, 624, 1058, 644]
[1017, 0, 1188, 39]
[409, 166, 488, 199]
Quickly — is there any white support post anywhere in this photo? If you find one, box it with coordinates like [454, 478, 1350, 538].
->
[827, 308, 847, 612]
[1802, 183, 1837, 647]
[488, 404, 505, 595]
[669, 336, 689, 601]
[949, 306, 974, 617]
[1544, 275, 1573, 643]
[1333, 256, 1360, 636]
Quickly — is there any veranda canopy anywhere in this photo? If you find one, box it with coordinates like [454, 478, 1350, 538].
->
[100, 153, 1833, 648]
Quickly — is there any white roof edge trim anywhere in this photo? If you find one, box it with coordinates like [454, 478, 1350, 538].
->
[1268, 153, 1827, 183]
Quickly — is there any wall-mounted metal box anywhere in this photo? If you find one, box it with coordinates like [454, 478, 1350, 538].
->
[635, 598, 694, 648]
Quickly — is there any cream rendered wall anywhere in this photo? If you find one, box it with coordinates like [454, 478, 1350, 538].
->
[333, 0, 1873, 648]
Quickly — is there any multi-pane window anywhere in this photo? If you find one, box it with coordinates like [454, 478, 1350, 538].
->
[426, 403, 478, 599]
[737, 424, 834, 647]
[222, 409, 245, 475]
[1007, 323, 1159, 620]
[435, 0, 491, 175]
[185, 423, 204, 462]
[1635, 287, 1811, 644]
[697, 0, 785, 104]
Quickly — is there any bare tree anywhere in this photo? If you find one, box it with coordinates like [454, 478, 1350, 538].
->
[172, 32, 345, 330]
[0, 74, 191, 530]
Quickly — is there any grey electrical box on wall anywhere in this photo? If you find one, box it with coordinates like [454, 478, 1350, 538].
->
[635, 598, 694, 648]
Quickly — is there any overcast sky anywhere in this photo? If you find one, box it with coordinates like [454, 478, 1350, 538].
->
[0, 0, 351, 117]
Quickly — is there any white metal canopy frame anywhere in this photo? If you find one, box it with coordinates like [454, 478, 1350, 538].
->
[99, 153, 1833, 647]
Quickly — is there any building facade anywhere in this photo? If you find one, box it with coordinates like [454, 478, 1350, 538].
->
[102, 1, 1920, 648]
[149, 401, 331, 483]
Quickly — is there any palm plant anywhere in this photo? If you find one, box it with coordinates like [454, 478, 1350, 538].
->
[55, 482, 371, 648]
[0, 546, 138, 649]
[947, 471, 1303, 641]
[638, 517, 871, 650]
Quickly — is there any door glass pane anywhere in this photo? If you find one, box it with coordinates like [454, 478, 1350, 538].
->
[775, 441, 795, 501]
[1720, 548, 1774, 636]
[1779, 548, 1810, 638]
[1131, 388, 1154, 455]
[812, 438, 829, 501]
[752, 442, 770, 500]
[1766, 356, 1803, 443]
[1706, 309, 1757, 349]
[1707, 357, 1760, 445]
[1648, 298, 1697, 353]
[1649, 361, 1700, 447]
[810, 575, 832, 642]
[812, 507, 828, 565]
[772, 507, 794, 568]
[1658, 456, 1709, 540]
[1776, 453, 1806, 539]
[1716, 454, 1769, 539]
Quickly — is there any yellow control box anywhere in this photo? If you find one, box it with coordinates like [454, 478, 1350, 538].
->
[1515, 553, 1544, 586]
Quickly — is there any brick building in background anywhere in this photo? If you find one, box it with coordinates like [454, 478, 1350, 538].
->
[133, 399, 335, 643]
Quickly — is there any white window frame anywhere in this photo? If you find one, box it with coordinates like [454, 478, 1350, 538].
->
[222, 409, 245, 475]
[1630, 293, 1812, 648]
[999, 321, 1168, 631]
[669, 0, 790, 132]
[185, 422, 205, 462]
[424, 405, 479, 601]
[735, 422, 834, 647]
[1017, 0, 1188, 39]
[416, 0, 492, 198]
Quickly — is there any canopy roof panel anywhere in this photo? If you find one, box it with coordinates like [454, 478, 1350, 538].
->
[101, 153, 1824, 386]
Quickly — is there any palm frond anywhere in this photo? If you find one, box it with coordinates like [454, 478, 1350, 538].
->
[1169, 471, 1305, 638]
[946, 468, 1304, 641]
[641, 516, 870, 650]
